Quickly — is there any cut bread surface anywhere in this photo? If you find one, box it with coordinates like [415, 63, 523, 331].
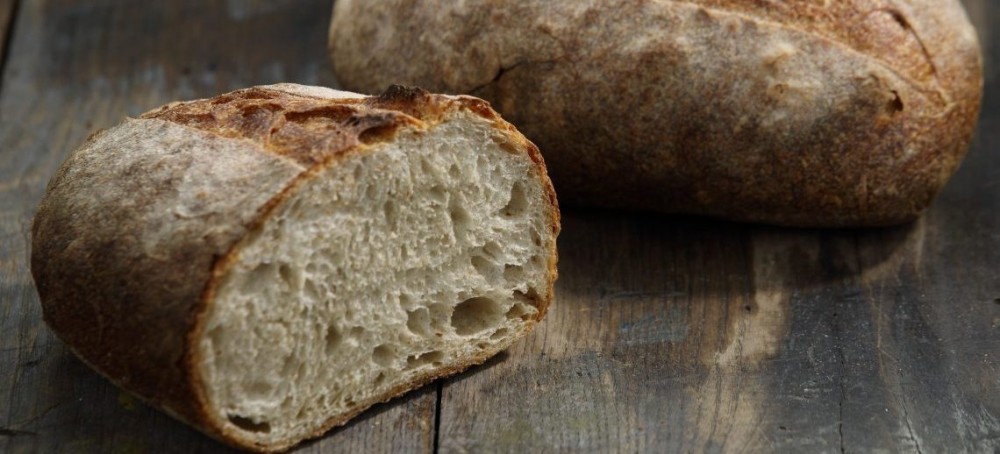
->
[197, 113, 551, 446]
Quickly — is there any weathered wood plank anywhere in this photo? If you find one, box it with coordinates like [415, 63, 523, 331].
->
[0, 1, 434, 453]
[2, 0, 998, 453]
[438, 1, 1000, 452]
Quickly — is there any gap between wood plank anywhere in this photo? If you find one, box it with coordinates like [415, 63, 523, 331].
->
[0, 0, 20, 100]
[433, 380, 443, 454]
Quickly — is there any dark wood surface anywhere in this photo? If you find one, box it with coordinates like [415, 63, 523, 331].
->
[1, 1, 997, 453]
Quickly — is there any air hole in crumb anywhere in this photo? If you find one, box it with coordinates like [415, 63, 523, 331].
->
[304, 279, 321, 301]
[406, 350, 444, 370]
[515, 287, 540, 301]
[420, 157, 435, 176]
[503, 264, 525, 283]
[452, 297, 504, 335]
[531, 230, 543, 247]
[428, 185, 447, 204]
[228, 415, 271, 433]
[325, 325, 342, 352]
[375, 372, 386, 385]
[373, 344, 396, 367]
[501, 181, 528, 217]
[383, 200, 398, 229]
[206, 326, 224, 347]
[504, 303, 533, 321]
[281, 356, 298, 376]
[246, 263, 275, 292]
[477, 343, 488, 350]
[449, 198, 471, 235]
[246, 381, 272, 397]
[278, 264, 296, 288]
[448, 163, 461, 178]
[491, 328, 509, 340]
[471, 256, 495, 277]
[399, 294, 415, 310]
[482, 241, 502, 260]
[407, 307, 432, 337]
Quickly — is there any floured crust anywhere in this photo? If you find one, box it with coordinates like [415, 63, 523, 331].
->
[329, 0, 982, 226]
[31, 84, 559, 452]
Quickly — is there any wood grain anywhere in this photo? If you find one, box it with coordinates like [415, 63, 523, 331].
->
[0, 1, 433, 453]
[2, 0, 999, 453]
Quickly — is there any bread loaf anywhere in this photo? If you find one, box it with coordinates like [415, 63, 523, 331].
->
[329, 0, 982, 226]
[31, 84, 560, 452]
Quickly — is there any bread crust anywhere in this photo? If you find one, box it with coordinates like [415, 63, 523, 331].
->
[329, 0, 982, 226]
[31, 84, 559, 452]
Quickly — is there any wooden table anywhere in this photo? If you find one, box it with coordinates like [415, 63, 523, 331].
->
[2, 1, 998, 452]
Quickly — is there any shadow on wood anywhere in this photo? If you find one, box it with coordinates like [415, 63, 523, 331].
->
[439, 209, 951, 452]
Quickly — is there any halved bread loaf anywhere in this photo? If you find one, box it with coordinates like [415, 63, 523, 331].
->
[30, 84, 560, 452]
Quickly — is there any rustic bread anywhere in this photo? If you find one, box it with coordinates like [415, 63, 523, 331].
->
[329, 0, 982, 226]
[31, 84, 560, 452]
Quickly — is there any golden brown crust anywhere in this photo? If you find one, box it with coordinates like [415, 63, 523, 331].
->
[31, 84, 560, 452]
[31, 119, 304, 433]
[145, 87, 398, 166]
[329, 0, 982, 226]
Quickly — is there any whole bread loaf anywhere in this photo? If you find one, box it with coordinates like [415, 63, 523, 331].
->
[31, 84, 560, 452]
[329, 0, 982, 226]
